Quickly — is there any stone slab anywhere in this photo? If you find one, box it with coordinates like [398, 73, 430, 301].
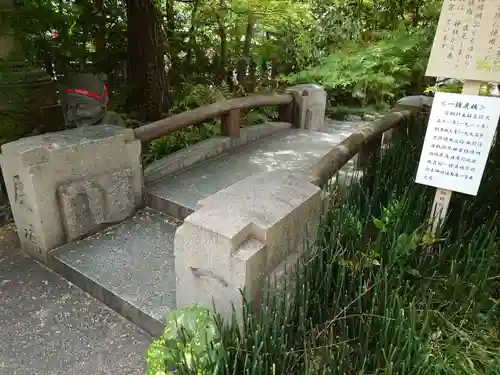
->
[49, 209, 180, 336]
[1, 124, 135, 157]
[175, 171, 322, 323]
[147, 126, 361, 219]
[143, 122, 292, 184]
[0, 224, 151, 375]
[395, 95, 434, 109]
[0, 124, 142, 261]
[58, 168, 136, 241]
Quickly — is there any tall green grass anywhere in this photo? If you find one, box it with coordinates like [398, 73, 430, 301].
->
[147, 112, 500, 375]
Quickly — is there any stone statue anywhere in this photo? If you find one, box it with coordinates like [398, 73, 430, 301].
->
[59, 73, 126, 128]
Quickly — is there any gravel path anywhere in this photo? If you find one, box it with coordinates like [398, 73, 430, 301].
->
[0, 224, 152, 375]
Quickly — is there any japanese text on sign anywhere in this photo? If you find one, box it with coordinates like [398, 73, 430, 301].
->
[426, 0, 500, 81]
[415, 92, 500, 196]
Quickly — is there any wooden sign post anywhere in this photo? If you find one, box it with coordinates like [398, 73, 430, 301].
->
[417, 0, 500, 233]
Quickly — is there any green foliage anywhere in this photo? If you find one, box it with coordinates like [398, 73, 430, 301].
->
[141, 83, 226, 164]
[141, 82, 280, 163]
[2, 0, 445, 151]
[146, 305, 220, 375]
[10, 0, 443, 112]
[286, 29, 435, 107]
[168, 84, 231, 114]
[144, 123, 220, 165]
[425, 82, 500, 96]
[245, 109, 270, 125]
[147, 112, 500, 374]
[372, 199, 403, 233]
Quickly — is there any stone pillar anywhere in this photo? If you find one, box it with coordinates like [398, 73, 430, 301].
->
[0, 0, 59, 139]
[286, 84, 327, 131]
[174, 171, 321, 323]
[0, 0, 22, 60]
[0, 125, 143, 262]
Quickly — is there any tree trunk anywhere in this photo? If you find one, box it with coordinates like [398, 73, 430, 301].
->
[126, 0, 165, 121]
[165, 0, 179, 93]
[215, 0, 229, 86]
[94, 0, 107, 73]
[185, 0, 199, 72]
[237, 12, 255, 86]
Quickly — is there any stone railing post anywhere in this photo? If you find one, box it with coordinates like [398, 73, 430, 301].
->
[286, 84, 327, 131]
[174, 171, 321, 324]
[357, 134, 383, 191]
[0, 125, 143, 262]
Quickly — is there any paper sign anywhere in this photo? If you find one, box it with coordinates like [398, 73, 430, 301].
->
[415, 92, 500, 196]
[426, 0, 500, 82]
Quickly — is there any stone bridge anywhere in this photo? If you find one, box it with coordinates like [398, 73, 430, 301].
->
[0, 83, 431, 337]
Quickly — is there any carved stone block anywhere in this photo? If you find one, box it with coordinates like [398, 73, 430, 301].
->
[58, 168, 135, 241]
[175, 171, 322, 324]
[0, 125, 142, 262]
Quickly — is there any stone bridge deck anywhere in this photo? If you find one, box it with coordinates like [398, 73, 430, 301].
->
[0, 117, 368, 374]
[0, 90, 427, 374]
[147, 119, 361, 218]
[48, 119, 366, 337]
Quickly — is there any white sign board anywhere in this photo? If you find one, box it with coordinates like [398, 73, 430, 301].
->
[426, 0, 500, 82]
[415, 92, 500, 196]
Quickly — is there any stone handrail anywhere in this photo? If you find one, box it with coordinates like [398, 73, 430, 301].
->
[142, 84, 327, 184]
[133, 93, 294, 141]
[310, 110, 413, 186]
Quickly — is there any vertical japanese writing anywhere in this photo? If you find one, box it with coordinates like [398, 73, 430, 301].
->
[493, 3, 500, 69]
[427, 0, 500, 80]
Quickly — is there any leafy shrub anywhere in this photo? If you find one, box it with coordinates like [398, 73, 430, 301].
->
[146, 305, 220, 375]
[168, 84, 231, 115]
[425, 81, 499, 96]
[141, 83, 228, 164]
[143, 123, 220, 165]
[285, 28, 435, 108]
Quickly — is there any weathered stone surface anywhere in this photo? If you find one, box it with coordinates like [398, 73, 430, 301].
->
[146, 127, 351, 220]
[50, 209, 179, 336]
[346, 114, 363, 122]
[58, 168, 136, 241]
[0, 125, 142, 262]
[143, 122, 292, 184]
[286, 84, 327, 130]
[174, 171, 322, 323]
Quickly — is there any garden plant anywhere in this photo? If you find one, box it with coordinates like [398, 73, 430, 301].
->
[146, 112, 500, 375]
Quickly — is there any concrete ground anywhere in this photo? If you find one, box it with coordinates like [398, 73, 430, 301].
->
[0, 224, 152, 375]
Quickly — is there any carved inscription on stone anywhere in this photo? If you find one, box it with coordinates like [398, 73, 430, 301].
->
[13, 174, 32, 212]
[58, 168, 136, 240]
[23, 223, 42, 255]
[13, 175, 25, 204]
